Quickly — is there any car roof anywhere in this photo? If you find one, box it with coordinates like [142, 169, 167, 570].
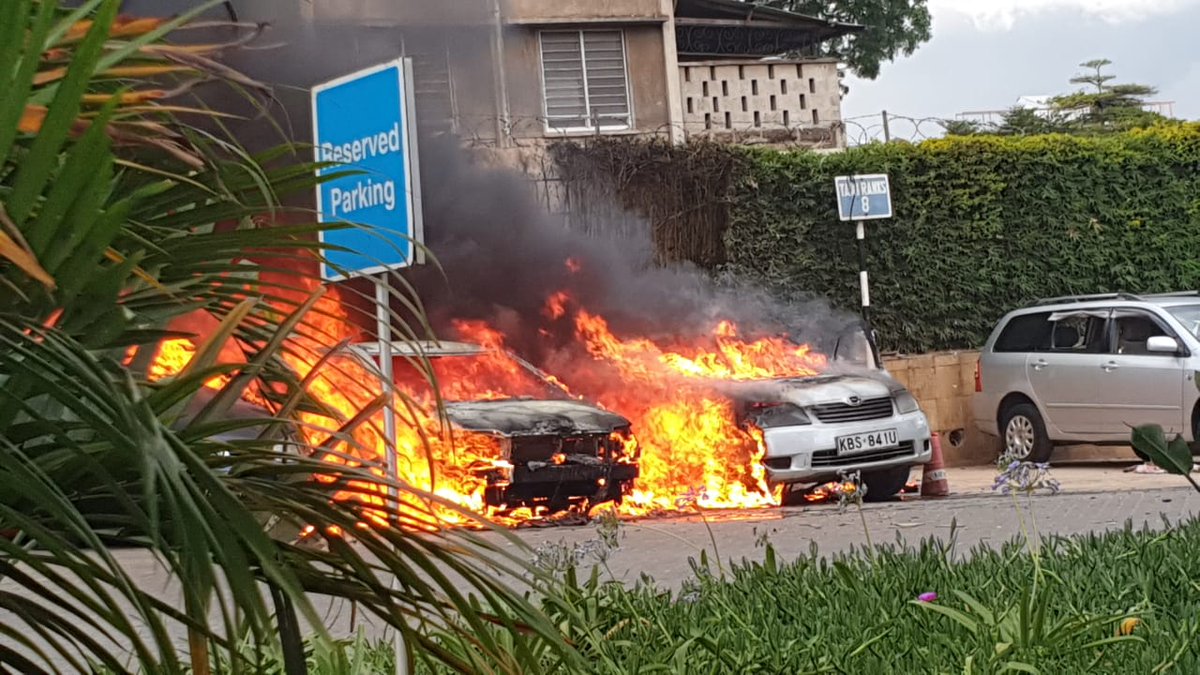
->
[1017, 292, 1200, 315]
[349, 340, 489, 357]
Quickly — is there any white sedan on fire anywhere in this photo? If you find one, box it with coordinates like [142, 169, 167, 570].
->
[731, 327, 932, 504]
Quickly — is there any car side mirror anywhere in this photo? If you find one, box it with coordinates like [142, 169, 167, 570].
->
[1147, 335, 1181, 354]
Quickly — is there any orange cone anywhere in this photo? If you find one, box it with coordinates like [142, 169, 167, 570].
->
[921, 432, 950, 497]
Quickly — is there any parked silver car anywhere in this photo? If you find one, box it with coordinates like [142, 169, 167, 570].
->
[731, 326, 933, 503]
[973, 292, 1200, 462]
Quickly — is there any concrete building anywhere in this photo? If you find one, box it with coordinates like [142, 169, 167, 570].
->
[122, 0, 859, 152]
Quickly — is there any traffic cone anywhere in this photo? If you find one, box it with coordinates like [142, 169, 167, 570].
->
[920, 432, 950, 497]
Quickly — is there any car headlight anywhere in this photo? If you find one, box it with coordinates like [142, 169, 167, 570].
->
[894, 390, 921, 414]
[750, 402, 812, 428]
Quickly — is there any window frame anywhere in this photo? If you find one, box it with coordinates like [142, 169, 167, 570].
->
[537, 29, 634, 135]
[993, 311, 1053, 353]
[1043, 309, 1111, 354]
[1108, 306, 1187, 357]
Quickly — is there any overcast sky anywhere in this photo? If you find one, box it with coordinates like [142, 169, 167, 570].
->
[841, 0, 1200, 141]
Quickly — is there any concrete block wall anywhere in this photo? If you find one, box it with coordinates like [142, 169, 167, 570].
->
[884, 350, 1000, 467]
[678, 59, 843, 147]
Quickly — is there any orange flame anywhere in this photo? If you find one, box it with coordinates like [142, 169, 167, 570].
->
[531, 306, 824, 513]
[146, 281, 830, 526]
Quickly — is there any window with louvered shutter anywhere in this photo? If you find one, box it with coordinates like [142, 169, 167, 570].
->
[539, 30, 631, 131]
[411, 49, 456, 135]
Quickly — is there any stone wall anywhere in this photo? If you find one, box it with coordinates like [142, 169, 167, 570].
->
[883, 350, 998, 467]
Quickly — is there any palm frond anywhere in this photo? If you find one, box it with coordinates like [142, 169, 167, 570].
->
[0, 1, 582, 673]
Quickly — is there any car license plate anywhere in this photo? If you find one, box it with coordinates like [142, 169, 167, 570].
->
[836, 429, 898, 455]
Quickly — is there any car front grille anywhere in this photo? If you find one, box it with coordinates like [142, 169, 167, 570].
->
[510, 434, 607, 463]
[810, 396, 893, 423]
[810, 442, 916, 469]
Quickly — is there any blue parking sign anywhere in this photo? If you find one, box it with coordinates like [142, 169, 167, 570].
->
[834, 174, 892, 221]
[312, 59, 424, 281]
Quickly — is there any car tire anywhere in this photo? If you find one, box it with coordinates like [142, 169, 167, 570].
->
[779, 484, 809, 507]
[862, 465, 912, 502]
[999, 402, 1053, 464]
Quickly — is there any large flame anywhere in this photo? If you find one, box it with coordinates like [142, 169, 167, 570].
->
[146, 277, 829, 525]
[491, 300, 825, 513]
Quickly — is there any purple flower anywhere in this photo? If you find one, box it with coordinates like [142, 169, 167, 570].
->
[917, 592, 938, 603]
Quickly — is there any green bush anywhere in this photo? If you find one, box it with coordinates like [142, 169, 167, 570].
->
[412, 518, 1200, 673]
[725, 125, 1200, 353]
[552, 127, 1200, 353]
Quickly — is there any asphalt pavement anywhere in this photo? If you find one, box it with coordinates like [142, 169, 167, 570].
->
[4, 462, 1198, 671]
[494, 463, 1200, 587]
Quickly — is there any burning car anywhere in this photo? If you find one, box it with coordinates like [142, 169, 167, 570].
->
[732, 327, 932, 504]
[342, 340, 640, 515]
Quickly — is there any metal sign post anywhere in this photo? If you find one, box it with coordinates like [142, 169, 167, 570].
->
[834, 174, 893, 332]
[375, 277, 398, 511]
[313, 58, 425, 675]
[312, 58, 424, 521]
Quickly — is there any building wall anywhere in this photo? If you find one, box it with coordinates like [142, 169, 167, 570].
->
[504, 0, 668, 23]
[498, 24, 673, 141]
[308, 0, 493, 25]
[679, 59, 843, 147]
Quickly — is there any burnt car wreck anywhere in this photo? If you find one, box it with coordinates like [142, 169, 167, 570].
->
[346, 341, 640, 515]
[448, 400, 639, 513]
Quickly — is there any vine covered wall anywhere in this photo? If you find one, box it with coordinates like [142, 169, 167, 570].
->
[551, 126, 1200, 353]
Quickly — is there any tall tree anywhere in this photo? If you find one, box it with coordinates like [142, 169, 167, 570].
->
[1053, 59, 1162, 131]
[1070, 58, 1116, 93]
[943, 59, 1168, 137]
[757, 0, 933, 79]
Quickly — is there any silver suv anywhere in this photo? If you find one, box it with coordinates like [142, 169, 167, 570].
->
[973, 292, 1200, 462]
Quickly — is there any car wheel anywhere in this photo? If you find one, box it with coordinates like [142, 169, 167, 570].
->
[779, 483, 810, 507]
[999, 402, 1052, 463]
[861, 465, 912, 502]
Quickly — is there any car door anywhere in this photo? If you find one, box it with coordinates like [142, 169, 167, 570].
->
[1026, 309, 1110, 435]
[1091, 308, 1188, 435]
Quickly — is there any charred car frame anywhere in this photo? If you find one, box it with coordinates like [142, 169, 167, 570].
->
[345, 341, 639, 514]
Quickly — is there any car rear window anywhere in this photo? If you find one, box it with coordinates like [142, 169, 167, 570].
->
[1047, 313, 1109, 353]
[994, 312, 1052, 352]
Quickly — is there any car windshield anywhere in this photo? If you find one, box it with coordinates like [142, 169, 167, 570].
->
[1166, 304, 1200, 339]
[831, 328, 878, 369]
[391, 351, 570, 403]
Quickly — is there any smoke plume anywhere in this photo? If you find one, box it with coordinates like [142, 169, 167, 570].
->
[404, 136, 860, 369]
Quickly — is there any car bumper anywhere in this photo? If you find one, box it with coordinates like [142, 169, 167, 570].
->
[760, 411, 932, 485]
[971, 393, 1001, 437]
[484, 462, 639, 507]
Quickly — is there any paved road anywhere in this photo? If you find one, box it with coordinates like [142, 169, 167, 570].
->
[497, 481, 1200, 588]
[4, 465, 1198, 671]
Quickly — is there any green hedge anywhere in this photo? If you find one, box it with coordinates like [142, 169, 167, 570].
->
[724, 125, 1200, 353]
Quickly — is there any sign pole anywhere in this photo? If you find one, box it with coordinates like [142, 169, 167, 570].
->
[856, 220, 870, 329]
[312, 58, 420, 675]
[834, 173, 890, 338]
[375, 275, 399, 518]
[375, 274, 408, 675]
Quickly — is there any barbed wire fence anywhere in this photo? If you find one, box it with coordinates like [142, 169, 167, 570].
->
[841, 111, 959, 146]
[439, 111, 849, 217]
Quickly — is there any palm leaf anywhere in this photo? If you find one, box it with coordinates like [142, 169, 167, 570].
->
[1, 2, 583, 673]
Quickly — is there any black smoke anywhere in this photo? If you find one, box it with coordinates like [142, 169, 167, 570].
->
[109, 2, 861, 364]
[403, 135, 860, 367]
